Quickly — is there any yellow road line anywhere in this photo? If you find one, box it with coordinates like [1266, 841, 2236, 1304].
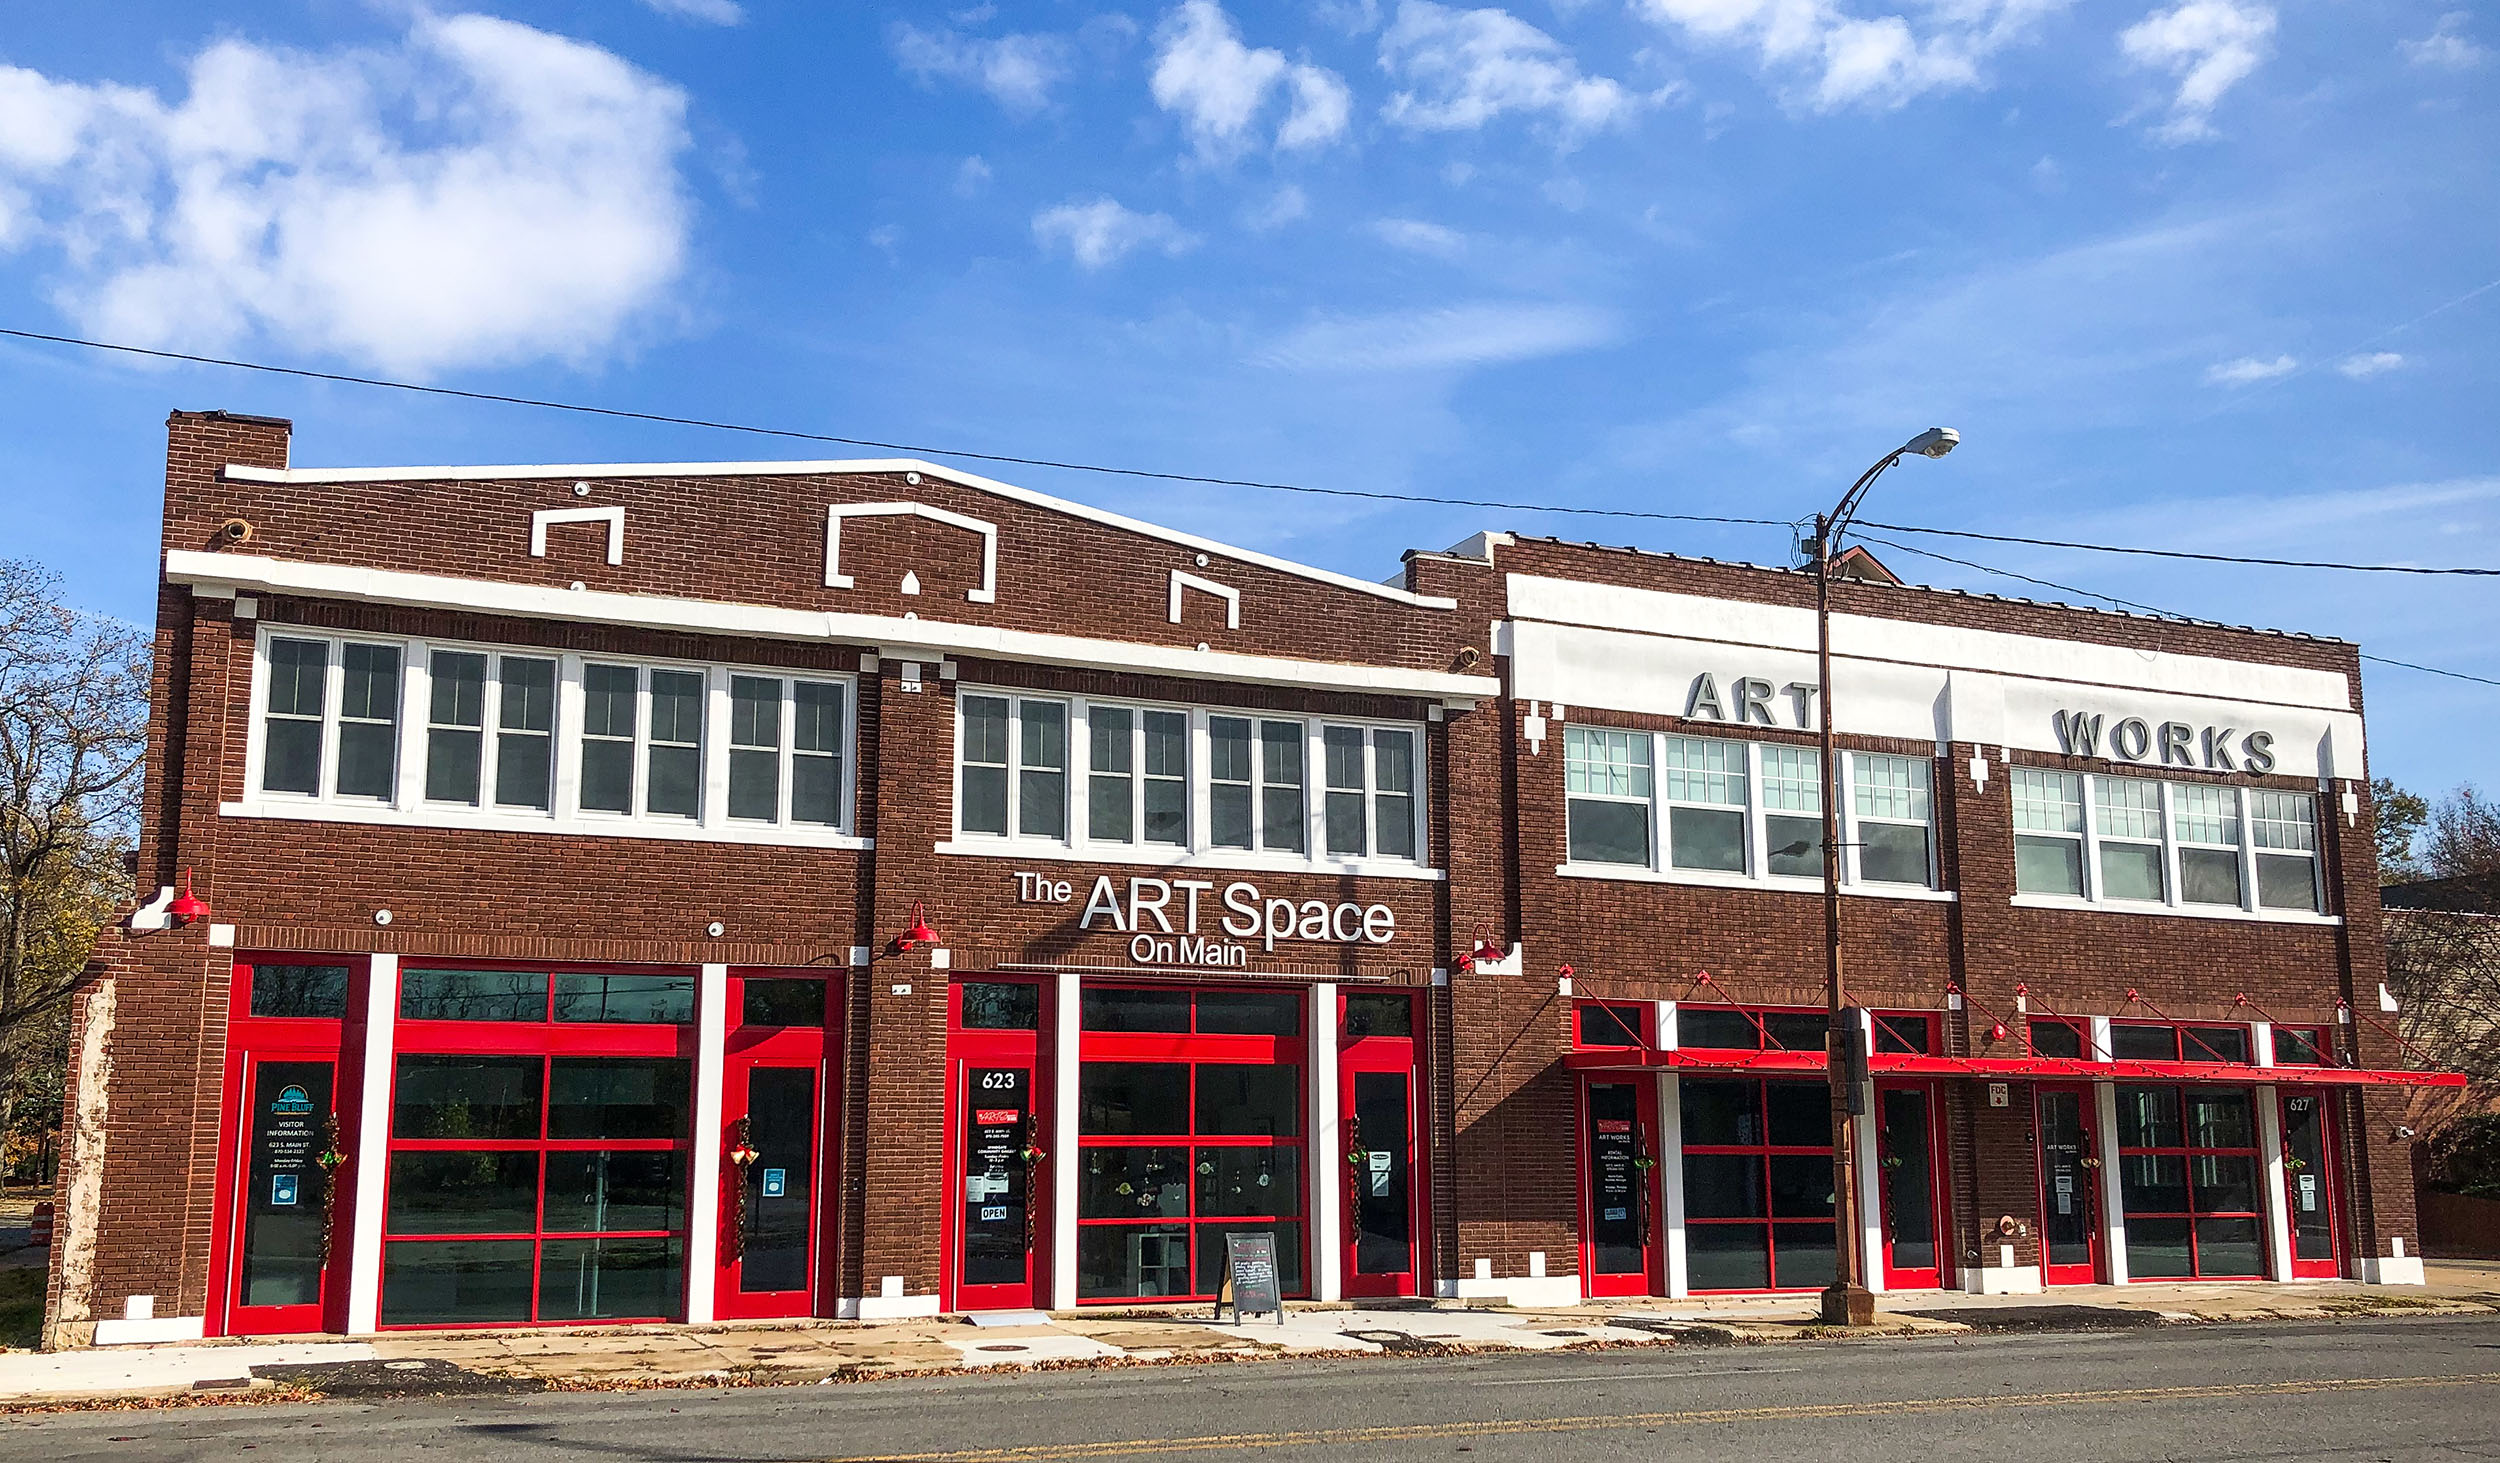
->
[815, 1371, 2500, 1462]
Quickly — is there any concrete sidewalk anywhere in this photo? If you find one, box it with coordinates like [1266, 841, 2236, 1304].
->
[6, 1262, 2496, 1408]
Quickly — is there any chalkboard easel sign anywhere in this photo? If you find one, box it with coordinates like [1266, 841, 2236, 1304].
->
[1217, 1231, 1284, 1325]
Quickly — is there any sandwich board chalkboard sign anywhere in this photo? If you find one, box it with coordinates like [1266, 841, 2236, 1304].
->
[1218, 1231, 1283, 1324]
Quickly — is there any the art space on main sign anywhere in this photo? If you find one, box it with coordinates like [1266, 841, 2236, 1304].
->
[1015, 871, 1397, 967]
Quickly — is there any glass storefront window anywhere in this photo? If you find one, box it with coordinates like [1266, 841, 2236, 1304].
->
[2116, 1083, 2265, 1279]
[1679, 1077, 1837, 1292]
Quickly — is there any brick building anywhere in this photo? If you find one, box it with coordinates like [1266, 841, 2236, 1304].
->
[42, 410, 2456, 1345]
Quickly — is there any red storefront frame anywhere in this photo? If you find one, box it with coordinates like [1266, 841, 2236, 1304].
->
[714, 970, 842, 1320]
[209, 957, 367, 1337]
[1074, 984, 1308, 1306]
[2114, 1083, 2268, 1281]
[378, 960, 698, 1330]
[942, 977, 1053, 1313]
[1339, 989, 1426, 1299]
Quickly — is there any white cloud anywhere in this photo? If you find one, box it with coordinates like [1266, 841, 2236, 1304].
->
[1243, 183, 1310, 230]
[1254, 301, 1623, 370]
[1631, 0, 2066, 112]
[1370, 217, 1468, 255]
[2203, 353, 2297, 385]
[637, 0, 743, 24]
[1379, 2, 1635, 136]
[1151, 1, 1352, 158]
[2338, 351, 2405, 379]
[1033, 196, 1198, 269]
[2401, 12, 2487, 70]
[954, 155, 994, 197]
[2118, 0, 2275, 142]
[0, 14, 692, 378]
[890, 22, 1071, 115]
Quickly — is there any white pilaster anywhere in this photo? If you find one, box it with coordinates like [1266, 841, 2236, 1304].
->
[684, 964, 729, 1322]
[1852, 1010, 1886, 1294]
[345, 954, 399, 1335]
[2094, 1081, 2129, 1285]
[1050, 968, 1081, 1311]
[1311, 982, 1343, 1302]
[1658, 1071, 1687, 1298]
[2087, 1016, 2114, 1063]
[2257, 1084, 2294, 1282]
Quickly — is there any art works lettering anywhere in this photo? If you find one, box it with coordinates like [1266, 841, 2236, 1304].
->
[2052, 711, 2276, 775]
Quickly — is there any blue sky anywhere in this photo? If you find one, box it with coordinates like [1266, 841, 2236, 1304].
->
[1, 0, 2492, 799]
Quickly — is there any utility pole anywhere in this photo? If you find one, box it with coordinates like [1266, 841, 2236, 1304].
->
[1813, 427, 1957, 1328]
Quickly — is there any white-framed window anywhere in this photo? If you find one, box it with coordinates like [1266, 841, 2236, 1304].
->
[237, 626, 859, 845]
[2011, 766, 2325, 917]
[1851, 753, 1932, 886]
[1559, 726, 1938, 895]
[952, 689, 1427, 871]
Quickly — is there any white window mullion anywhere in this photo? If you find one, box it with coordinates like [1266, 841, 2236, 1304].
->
[553, 653, 586, 820]
[479, 656, 506, 816]
[2236, 784, 2259, 913]
[394, 639, 429, 812]
[1742, 742, 1766, 882]
[1837, 750, 1858, 887]
[242, 629, 273, 802]
[1188, 708, 1211, 855]
[2157, 779, 2181, 910]
[701, 667, 731, 831]
[1649, 731, 1667, 874]
[320, 637, 346, 798]
[1304, 720, 1325, 864]
[1069, 698, 1093, 851]
[779, 676, 800, 825]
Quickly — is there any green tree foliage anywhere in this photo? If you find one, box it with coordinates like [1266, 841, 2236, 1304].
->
[0, 560, 147, 1186]
[2372, 777, 2427, 883]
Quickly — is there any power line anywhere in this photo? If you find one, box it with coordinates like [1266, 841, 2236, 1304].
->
[1857, 520, 2500, 577]
[12, 322, 2498, 576]
[1852, 532, 2500, 690]
[0, 326, 1793, 532]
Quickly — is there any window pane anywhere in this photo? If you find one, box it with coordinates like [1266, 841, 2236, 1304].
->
[1872, 1014, 1932, 1055]
[543, 1151, 687, 1234]
[1766, 813, 1822, 878]
[1773, 1222, 1839, 1289]
[2172, 783, 2241, 846]
[645, 670, 703, 818]
[1194, 1223, 1304, 1298]
[2182, 1026, 2250, 1065]
[1079, 1145, 1191, 1218]
[1323, 726, 1363, 790]
[426, 651, 487, 805]
[1089, 706, 1134, 842]
[729, 676, 781, 749]
[547, 1058, 690, 1140]
[962, 694, 1010, 764]
[380, 1239, 534, 1325]
[2180, 847, 2243, 905]
[2123, 1215, 2193, 1278]
[1768, 1154, 1836, 1217]
[426, 727, 482, 805]
[1090, 774, 1134, 843]
[1022, 700, 1066, 767]
[1668, 805, 1745, 872]
[742, 978, 827, 1027]
[1326, 791, 1364, 857]
[1680, 1079, 1759, 1145]
[2101, 841, 2164, 901]
[730, 748, 779, 822]
[1858, 821, 1930, 885]
[2251, 791, 2316, 851]
[1209, 716, 1252, 781]
[1196, 991, 1302, 1035]
[1260, 722, 1305, 852]
[501, 657, 556, 733]
[1662, 736, 1746, 807]
[1143, 711, 1187, 846]
[1684, 1154, 1766, 1218]
[1196, 1146, 1300, 1217]
[2115, 1085, 2182, 1147]
[2015, 835, 2085, 896]
[2120, 1153, 2189, 1213]
[1678, 1011, 1761, 1052]
[401, 969, 545, 1023]
[1144, 777, 1187, 848]
[392, 1055, 543, 1140]
[1079, 1061, 1190, 1134]
[1261, 784, 1306, 853]
[495, 659, 556, 812]
[1760, 745, 1821, 814]
[1765, 1081, 1829, 1147]
[553, 974, 693, 1025]
[250, 964, 351, 1020]
[2094, 776, 2162, 840]
[430, 651, 486, 727]
[1343, 992, 1413, 1038]
[387, 1151, 539, 1236]
[1566, 726, 1652, 799]
[793, 681, 845, 753]
[2187, 1089, 2254, 1148]
[728, 677, 782, 822]
[792, 753, 842, 827]
[961, 765, 1008, 835]
[2110, 1025, 2178, 1061]
[2257, 854, 2318, 911]
[1211, 784, 1253, 849]
[262, 719, 322, 795]
[1082, 986, 1193, 1032]
[1375, 793, 1415, 859]
[2012, 768, 2084, 832]
[960, 980, 1042, 1030]
[2029, 1020, 2084, 1059]
[335, 642, 402, 799]
[1852, 754, 1929, 822]
[1196, 1064, 1298, 1136]
[1761, 1011, 1828, 1052]
[539, 1237, 683, 1321]
[2273, 1027, 2326, 1065]
[1568, 799, 1650, 866]
[335, 721, 396, 800]
[2190, 1154, 2257, 1215]
[1576, 1004, 1642, 1048]
[1686, 1223, 1770, 1290]
[580, 667, 635, 813]
[583, 664, 637, 737]
[1078, 1224, 1191, 1299]
[340, 643, 400, 719]
[2193, 1217, 2263, 1276]
[266, 638, 329, 718]
[1020, 701, 1067, 839]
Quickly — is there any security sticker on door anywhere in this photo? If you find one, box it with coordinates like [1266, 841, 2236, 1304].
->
[2054, 1172, 2073, 1214]
[762, 1168, 787, 1198]
[2299, 1173, 2318, 1212]
[271, 1174, 298, 1207]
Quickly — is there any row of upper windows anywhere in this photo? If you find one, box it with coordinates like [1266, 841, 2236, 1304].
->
[1559, 726, 2328, 919]
[951, 693, 1425, 868]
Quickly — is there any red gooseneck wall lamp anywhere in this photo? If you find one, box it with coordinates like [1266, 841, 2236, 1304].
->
[892, 902, 939, 954]
[167, 870, 210, 926]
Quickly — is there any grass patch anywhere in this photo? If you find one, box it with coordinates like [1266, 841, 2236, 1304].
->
[0, 1267, 45, 1349]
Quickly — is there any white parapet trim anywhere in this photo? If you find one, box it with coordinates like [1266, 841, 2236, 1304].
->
[1451, 1274, 1585, 1308]
[93, 1315, 208, 1346]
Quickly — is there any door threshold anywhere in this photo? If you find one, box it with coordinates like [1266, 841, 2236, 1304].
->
[966, 1310, 1051, 1328]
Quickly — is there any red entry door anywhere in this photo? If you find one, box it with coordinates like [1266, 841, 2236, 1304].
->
[224, 1053, 343, 1335]
[946, 980, 1050, 1312]
[2279, 1091, 2342, 1279]
[715, 973, 837, 1319]
[1580, 1079, 1661, 1297]
[1340, 991, 1424, 1298]
[1876, 1083, 1947, 1290]
[2035, 1083, 2101, 1285]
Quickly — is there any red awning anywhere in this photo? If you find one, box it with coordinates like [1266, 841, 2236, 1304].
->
[1561, 1046, 2466, 1088]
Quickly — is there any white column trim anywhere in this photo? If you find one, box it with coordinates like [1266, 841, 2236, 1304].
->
[345, 954, 399, 1335]
[1050, 969, 1081, 1311]
[2252, 1021, 2275, 1067]
[1852, 1009, 1886, 1295]
[2087, 1016, 2114, 1064]
[1658, 1071, 1687, 1299]
[685, 964, 729, 1322]
[2094, 1081, 2129, 1285]
[1311, 982, 1343, 1302]
[2257, 1083, 2294, 1282]
[1657, 999, 1679, 1050]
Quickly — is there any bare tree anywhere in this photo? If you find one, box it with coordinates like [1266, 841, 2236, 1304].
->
[0, 560, 148, 1182]
[2422, 784, 2500, 881]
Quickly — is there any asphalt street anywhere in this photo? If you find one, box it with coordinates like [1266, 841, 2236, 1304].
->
[7, 1315, 2499, 1462]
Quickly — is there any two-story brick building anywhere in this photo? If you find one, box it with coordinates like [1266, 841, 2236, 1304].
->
[41, 411, 2454, 1345]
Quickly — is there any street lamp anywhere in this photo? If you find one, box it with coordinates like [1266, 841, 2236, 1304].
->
[1811, 427, 1957, 1327]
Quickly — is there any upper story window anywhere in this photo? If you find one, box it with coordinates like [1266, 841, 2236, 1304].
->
[243, 628, 857, 846]
[952, 690, 1427, 872]
[2011, 767, 2323, 918]
[1561, 726, 1938, 895]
